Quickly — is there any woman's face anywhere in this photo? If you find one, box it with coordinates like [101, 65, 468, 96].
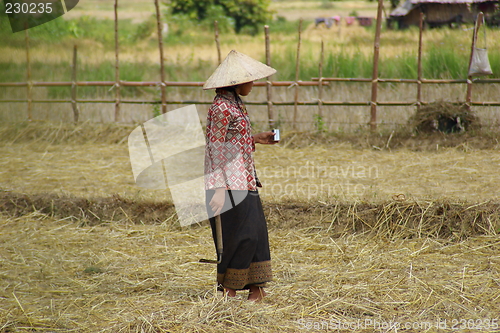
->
[236, 81, 254, 96]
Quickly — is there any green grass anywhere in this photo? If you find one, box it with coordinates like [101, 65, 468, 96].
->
[268, 44, 482, 81]
[424, 44, 467, 79]
[0, 1, 141, 47]
[0, 61, 162, 98]
[1, 43, 496, 96]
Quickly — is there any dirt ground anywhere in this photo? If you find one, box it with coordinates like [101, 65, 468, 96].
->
[1, 128, 499, 203]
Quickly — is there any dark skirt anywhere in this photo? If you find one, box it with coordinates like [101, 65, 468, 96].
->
[206, 190, 272, 290]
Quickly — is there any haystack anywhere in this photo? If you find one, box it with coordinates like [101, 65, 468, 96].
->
[409, 101, 480, 134]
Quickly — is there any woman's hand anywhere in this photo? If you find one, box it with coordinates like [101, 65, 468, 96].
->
[253, 131, 278, 145]
[209, 188, 226, 216]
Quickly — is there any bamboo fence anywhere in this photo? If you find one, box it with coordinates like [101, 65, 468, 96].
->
[0, 0, 499, 129]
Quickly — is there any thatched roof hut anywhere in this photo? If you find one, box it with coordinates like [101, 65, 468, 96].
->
[388, 0, 499, 29]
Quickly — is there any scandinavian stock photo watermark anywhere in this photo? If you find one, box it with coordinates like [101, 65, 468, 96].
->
[296, 317, 499, 331]
[128, 104, 382, 224]
[258, 162, 380, 200]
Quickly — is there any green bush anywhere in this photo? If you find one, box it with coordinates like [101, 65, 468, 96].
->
[268, 16, 302, 35]
[133, 15, 157, 42]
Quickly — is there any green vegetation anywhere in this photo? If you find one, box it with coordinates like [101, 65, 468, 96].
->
[1, 0, 499, 97]
[1, 12, 140, 47]
[3, 30, 498, 84]
[313, 114, 326, 132]
[165, 0, 273, 35]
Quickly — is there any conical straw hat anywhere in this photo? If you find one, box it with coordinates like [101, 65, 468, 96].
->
[203, 50, 277, 90]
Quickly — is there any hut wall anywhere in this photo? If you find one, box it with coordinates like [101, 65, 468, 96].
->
[423, 4, 474, 23]
[476, 2, 498, 14]
[402, 9, 423, 26]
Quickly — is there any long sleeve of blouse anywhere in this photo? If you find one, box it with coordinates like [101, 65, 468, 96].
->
[204, 90, 257, 191]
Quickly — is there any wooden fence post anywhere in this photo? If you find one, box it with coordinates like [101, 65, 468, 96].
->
[318, 40, 324, 120]
[265, 25, 274, 129]
[71, 45, 79, 122]
[416, 12, 424, 111]
[370, 0, 384, 131]
[293, 19, 303, 130]
[466, 12, 484, 109]
[114, 0, 121, 122]
[154, 0, 167, 114]
[214, 21, 222, 65]
[25, 28, 32, 121]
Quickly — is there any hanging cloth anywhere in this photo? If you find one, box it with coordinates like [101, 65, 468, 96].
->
[468, 16, 493, 76]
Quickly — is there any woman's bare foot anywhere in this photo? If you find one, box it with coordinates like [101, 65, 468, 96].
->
[224, 287, 236, 297]
[248, 285, 266, 301]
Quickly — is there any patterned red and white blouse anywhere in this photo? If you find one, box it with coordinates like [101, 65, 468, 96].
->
[204, 89, 259, 191]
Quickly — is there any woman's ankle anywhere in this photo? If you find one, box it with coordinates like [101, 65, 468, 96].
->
[248, 285, 266, 301]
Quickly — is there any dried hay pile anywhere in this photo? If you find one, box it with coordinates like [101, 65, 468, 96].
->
[409, 102, 480, 134]
[1, 208, 499, 332]
[1, 122, 500, 332]
[266, 199, 500, 240]
[1, 120, 498, 151]
[2, 191, 499, 239]
[0, 191, 177, 227]
[0, 121, 134, 145]
[275, 128, 500, 152]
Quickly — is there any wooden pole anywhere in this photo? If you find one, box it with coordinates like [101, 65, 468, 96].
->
[265, 25, 274, 129]
[114, 0, 121, 122]
[214, 21, 222, 65]
[370, 0, 384, 131]
[154, 0, 167, 114]
[215, 215, 223, 264]
[71, 45, 79, 123]
[466, 12, 484, 109]
[416, 12, 424, 111]
[25, 27, 32, 121]
[318, 40, 325, 119]
[293, 19, 303, 130]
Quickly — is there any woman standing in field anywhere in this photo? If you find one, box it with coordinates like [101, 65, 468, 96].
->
[203, 50, 277, 301]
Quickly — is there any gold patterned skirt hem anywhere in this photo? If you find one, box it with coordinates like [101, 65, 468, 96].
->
[217, 260, 272, 290]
